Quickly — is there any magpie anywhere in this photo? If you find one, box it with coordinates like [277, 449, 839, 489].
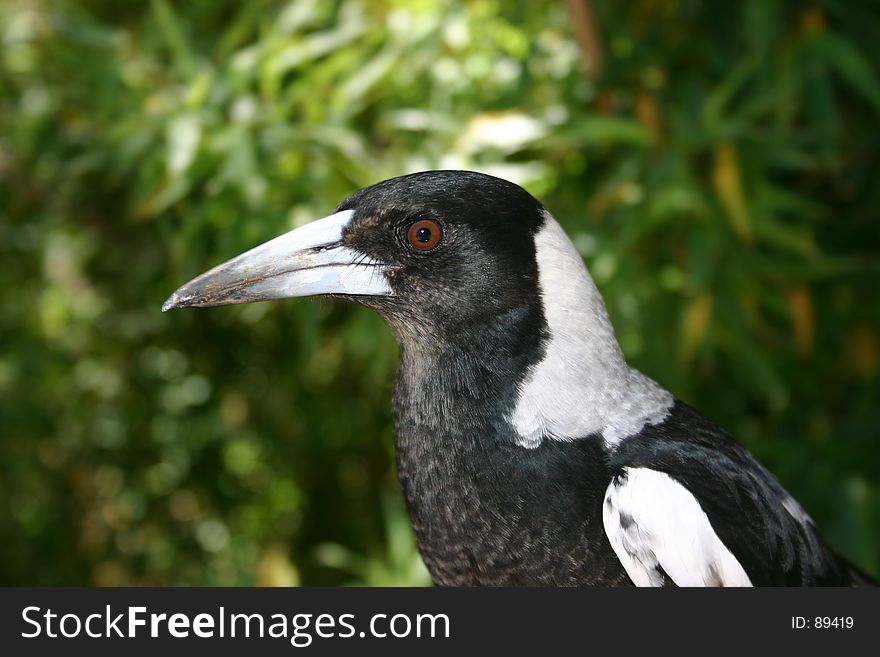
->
[163, 170, 875, 586]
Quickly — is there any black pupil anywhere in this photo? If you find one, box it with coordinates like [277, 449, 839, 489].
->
[415, 226, 432, 243]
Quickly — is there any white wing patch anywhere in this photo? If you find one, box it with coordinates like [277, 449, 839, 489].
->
[603, 467, 752, 587]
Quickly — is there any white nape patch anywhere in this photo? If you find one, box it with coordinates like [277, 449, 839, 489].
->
[507, 211, 672, 448]
[782, 496, 813, 527]
[603, 467, 752, 587]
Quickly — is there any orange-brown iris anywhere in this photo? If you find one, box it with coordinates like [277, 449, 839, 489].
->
[406, 219, 443, 251]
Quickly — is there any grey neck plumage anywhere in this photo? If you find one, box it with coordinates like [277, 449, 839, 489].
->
[506, 211, 673, 449]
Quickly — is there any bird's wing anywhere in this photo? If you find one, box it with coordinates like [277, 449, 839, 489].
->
[603, 401, 851, 586]
[602, 466, 752, 586]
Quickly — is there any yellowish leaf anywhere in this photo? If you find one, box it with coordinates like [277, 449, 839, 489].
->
[852, 324, 879, 379]
[786, 285, 814, 355]
[681, 293, 713, 362]
[257, 544, 300, 587]
[634, 90, 662, 143]
[712, 143, 753, 242]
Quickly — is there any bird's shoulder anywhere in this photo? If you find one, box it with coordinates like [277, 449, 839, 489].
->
[603, 400, 848, 586]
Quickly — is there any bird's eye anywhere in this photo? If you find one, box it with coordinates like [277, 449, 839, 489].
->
[405, 219, 443, 252]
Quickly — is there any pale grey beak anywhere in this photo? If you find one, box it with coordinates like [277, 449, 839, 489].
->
[162, 209, 391, 312]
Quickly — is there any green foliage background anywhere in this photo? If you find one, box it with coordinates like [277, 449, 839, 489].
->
[1, 0, 878, 585]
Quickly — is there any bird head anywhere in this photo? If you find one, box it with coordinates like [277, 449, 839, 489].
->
[163, 169, 665, 445]
[162, 171, 548, 347]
